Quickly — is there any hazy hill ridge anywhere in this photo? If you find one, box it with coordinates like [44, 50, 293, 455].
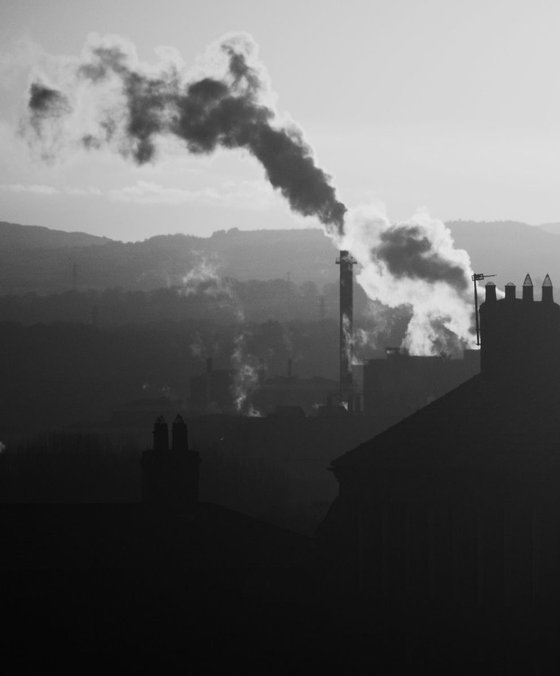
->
[447, 220, 560, 288]
[0, 221, 112, 250]
[1, 219, 560, 294]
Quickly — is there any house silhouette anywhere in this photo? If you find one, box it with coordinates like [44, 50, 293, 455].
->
[318, 275, 560, 669]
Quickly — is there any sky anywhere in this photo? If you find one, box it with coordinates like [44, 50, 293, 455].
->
[2, 0, 560, 241]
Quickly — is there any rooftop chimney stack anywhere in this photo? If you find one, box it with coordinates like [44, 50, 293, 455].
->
[336, 250, 357, 399]
[480, 273, 560, 381]
[143, 414, 200, 511]
[542, 274, 553, 303]
[522, 274, 534, 302]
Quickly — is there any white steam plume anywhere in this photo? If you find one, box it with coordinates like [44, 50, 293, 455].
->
[340, 205, 475, 356]
[180, 252, 245, 320]
[231, 333, 262, 416]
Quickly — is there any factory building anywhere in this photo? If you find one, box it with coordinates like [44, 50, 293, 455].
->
[252, 358, 338, 416]
[362, 348, 480, 424]
[319, 275, 560, 643]
[189, 358, 236, 414]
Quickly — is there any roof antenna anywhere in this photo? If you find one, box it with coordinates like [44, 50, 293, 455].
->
[472, 273, 497, 346]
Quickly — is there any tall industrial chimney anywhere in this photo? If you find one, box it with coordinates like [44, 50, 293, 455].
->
[336, 250, 356, 399]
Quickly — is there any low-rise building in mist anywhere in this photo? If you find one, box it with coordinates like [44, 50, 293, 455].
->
[252, 373, 338, 416]
[361, 347, 479, 424]
[189, 358, 236, 414]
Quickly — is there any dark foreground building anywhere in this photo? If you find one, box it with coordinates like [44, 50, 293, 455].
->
[0, 417, 320, 671]
[0, 414, 387, 672]
[319, 275, 560, 671]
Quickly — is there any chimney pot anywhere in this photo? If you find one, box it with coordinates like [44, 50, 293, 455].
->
[542, 274, 554, 303]
[153, 415, 169, 452]
[505, 283, 516, 301]
[172, 413, 189, 451]
[522, 274, 534, 302]
[485, 282, 497, 303]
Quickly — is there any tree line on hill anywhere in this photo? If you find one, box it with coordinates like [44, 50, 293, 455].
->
[4, 219, 560, 296]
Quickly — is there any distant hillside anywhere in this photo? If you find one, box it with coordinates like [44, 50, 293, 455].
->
[0, 221, 112, 250]
[0, 224, 337, 294]
[447, 220, 560, 287]
[538, 222, 560, 236]
[2, 219, 560, 295]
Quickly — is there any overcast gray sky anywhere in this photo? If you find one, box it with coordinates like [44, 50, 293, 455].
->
[1, 0, 560, 241]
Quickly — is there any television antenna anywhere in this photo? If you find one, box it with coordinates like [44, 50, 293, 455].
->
[472, 273, 496, 346]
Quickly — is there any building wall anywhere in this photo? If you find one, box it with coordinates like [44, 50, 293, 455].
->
[321, 466, 560, 610]
[362, 350, 479, 421]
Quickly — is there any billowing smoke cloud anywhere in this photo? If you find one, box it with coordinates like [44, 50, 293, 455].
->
[341, 205, 475, 356]
[376, 224, 469, 290]
[26, 82, 72, 158]
[23, 33, 345, 235]
[28, 82, 71, 121]
[22, 33, 477, 354]
[353, 300, 410, 359]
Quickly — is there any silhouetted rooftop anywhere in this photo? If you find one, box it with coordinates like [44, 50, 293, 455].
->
[331, 373, 560, 472]
[0, 502, 315, 569]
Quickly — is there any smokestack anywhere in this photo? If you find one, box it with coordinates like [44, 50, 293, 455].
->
[522, 274, 534, 302]
[542, 274, 553, 303]
[336, 250, 356, 397]
[505, 283, 516, 301]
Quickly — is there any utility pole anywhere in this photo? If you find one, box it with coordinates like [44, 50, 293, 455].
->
[472, 273, 496, 346]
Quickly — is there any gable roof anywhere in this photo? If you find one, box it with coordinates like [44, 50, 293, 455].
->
[331, 373, 560, 474]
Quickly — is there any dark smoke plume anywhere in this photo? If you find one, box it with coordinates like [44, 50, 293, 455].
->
[24, 34, 346, 234]
[28, 83, 71, 132]
[376, 224, 470, 291]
